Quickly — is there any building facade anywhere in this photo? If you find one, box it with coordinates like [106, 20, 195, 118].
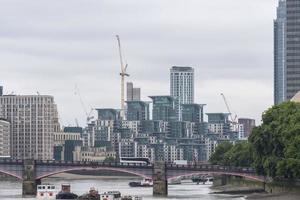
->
[0, 119, 10, 157]
[0, 95, 58, 160]
[182, 104, 205, 122]
[126, 101, 149, 121]
[286, 0, 300, 99]
[274, 0, 287, 104]
[149, 96, 176, 122]
[238, 118, 256, 138]
[170, 66, 194, 121]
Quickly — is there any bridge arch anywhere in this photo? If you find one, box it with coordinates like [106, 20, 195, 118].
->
[0, 169, 22, 180]
[168, 172, 265, 182]
[36, 167, 152, 180]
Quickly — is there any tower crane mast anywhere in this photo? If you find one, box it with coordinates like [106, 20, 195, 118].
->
[221, 93, 237, 124]
[116, 35, 129, 120]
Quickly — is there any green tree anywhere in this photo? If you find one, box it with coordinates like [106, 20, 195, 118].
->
[224, 141, 254, 167]
[104, 156, 116, 162]
[249, 101, 300, 179]
[209, 142, 233, 165]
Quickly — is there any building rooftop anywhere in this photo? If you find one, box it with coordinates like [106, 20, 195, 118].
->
[170, 66, 194, 72]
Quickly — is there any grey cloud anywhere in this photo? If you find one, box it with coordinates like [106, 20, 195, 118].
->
[0, 0, 277, 125]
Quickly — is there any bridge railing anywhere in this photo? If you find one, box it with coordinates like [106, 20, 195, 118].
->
[166, 163, 255, 174]
[35, 160, 152, 168]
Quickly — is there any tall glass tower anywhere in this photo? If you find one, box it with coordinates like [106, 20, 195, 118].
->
[286, 0, 300, 99]
[170, 66, 194, 121]
[274, 0, 286, 104]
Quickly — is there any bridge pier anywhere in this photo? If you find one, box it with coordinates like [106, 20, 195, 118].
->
[22, 160, 38, 197]
[153, 161, 168, 196]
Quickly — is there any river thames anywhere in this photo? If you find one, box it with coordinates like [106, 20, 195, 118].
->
[0, 176, 245, 200]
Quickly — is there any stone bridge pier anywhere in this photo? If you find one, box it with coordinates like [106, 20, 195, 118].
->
[152, 161, 168, 196]
[22, 160, 40, 197]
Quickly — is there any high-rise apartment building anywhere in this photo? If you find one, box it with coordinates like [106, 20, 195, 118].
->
[286, 0, 300, 99]
[274, 0, 287, 104]
[149, 96, 176, 122]
[170, 66, 194, 121]
[0, 118, 10, 157]
[0, 95, 58, 160]
[182, 104, 205, 123]
[127, 82, 141, 101]
[126, 101, 149, 121]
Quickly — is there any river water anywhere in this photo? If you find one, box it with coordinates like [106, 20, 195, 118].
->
[0, 177, 245, 200]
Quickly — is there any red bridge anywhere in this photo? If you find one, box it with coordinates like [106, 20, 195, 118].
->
[0, 159, 265, 197]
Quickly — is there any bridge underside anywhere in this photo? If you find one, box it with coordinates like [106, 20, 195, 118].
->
[167, 170, 265, 182]
[36, 166, 153, 180]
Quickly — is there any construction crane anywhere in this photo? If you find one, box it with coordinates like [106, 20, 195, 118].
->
[74, 84, 94, 124]
[220, 93, 237, 124]
[116, 35, 129, 120]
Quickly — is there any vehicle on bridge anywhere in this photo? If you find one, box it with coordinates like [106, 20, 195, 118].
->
[120, 157, 150, 165]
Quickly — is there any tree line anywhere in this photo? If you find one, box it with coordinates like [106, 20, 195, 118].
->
[209, 101, 300, 180]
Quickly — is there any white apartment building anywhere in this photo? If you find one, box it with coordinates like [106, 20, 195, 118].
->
[121, 121, 141, 138]
[170, 66, 194, 121]
[0, 95, 58, 160]
[0, 119, 10, 157]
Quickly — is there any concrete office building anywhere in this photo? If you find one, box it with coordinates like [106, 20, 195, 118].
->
[274, 0, 287, 104]
[127, 82, 141, 101]
[170, 66, 194, 121]
[238, 118, 256, 138]
[0, 94, 58, 160]
[149, 96, 176, 122]
[0, 119, 10, 157]
[286, 0, 300, 99]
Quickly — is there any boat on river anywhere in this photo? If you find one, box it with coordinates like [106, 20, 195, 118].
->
[56, 184, 78, 199]
[192, 176, 214, 184]
[129, 179, 153, 187]
[37, 184, 56, 199]
[100, 191, 142, 200]
[78, 187, 100, 200]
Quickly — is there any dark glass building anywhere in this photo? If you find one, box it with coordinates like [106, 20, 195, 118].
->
[286, 0, 300, 99]
[126, 101, 149, 121]
[96, 109, 120, 121]
[64, 140, 82, 162]
[149, 96, 176, 122]
[182, 104, 205, 122]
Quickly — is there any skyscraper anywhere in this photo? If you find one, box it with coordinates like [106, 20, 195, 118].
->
[170, 66, 194, 121]
[286, 0, 300, 99]
[127, 82, 141, 101]
[0, 94, 59, 160]
[274, 0, 286, 104]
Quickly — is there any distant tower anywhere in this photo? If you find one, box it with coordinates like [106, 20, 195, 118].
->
[170, 66, 194, 121]
[274, 0, 286, 104]
[127, 82, 141, 101]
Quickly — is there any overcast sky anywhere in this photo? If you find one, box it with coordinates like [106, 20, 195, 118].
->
[0, 0, 278, 126]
